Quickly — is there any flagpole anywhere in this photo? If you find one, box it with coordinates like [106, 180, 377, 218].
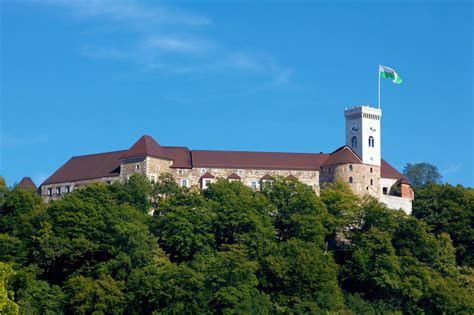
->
[378, 65, 381, 109]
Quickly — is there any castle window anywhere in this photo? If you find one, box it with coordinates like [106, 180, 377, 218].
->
[136, 164, 140, 170]
[349, 164, 353, 172]
[203, 179, 211, 189]
[181, 179, 188, 187]
[47, 188, 52, 196]
[370, 179, 373, 186]
[368, 136, 375, 147]
[383, 187, 388, 195]
[351, 136, 358, 148]
[56, 187, 61, 195]
[370, 167, 373, 173]
[251, 181, 258, 191]
[349, 177, 353, 184]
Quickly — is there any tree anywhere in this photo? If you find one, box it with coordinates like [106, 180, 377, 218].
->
[262, 177, 329, 246]
[261, 239, 344, 313]
[403, 162, 442, 187]
[0, 262, 19, 315]
[412, 183, 474, 266]
[204, 179, 275, 259]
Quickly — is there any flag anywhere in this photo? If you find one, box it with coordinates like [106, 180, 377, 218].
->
[379, 65, 402, 84]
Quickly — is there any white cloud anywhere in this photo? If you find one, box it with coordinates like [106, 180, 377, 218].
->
[146, 37, 212, 54]
[38, 0, 292, 83]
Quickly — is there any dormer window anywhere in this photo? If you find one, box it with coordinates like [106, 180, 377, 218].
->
[368, 136, 375, 147]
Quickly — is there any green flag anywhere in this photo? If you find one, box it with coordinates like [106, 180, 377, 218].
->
[379, 65, 402, 84]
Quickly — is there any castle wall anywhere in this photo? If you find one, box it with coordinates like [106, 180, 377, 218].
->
[173, 167, 320, 193]
[380, 194, 412, 214]
[320, 164, 381, 198]
[40, 176, 120, 201]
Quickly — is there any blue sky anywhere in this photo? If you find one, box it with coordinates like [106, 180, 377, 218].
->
[1, 0, 472, 187]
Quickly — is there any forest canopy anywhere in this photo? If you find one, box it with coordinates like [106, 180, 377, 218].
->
[0, 174, 472, 314]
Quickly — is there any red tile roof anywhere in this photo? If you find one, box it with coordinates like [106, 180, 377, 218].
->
[381, 160, 410, 184]
[121, 135, 170, 160]
[18, 177, 37, 190]
[261, 174, 273, 180]
[321, 146, 362, 167]
[192, 150, 329, 171]
[201, 172, 215, 179]
[227, 173, 241, 180]
[42, 150, 125, 185]
[41, 135, 409, 186]
[286, 174, 297, 180]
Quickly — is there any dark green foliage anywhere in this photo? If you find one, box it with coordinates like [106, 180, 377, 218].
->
[0, 174, 472, 314]
[412, 183, 474, 266]
[403, 162, 442, 187]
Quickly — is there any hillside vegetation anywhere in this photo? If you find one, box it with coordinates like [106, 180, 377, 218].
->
[1, 174, 473, 314]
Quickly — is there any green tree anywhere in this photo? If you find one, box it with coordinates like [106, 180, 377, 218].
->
[204, 179, 275, 259]
[261, 239, 344, 312]
[63, 274, 125, 315]
[412, 183, 474, 266]
[199, 245, 260, 314]
[403, 162, 442, 187]
[0, 262, 19, 315]
[262, 177, 328, 246]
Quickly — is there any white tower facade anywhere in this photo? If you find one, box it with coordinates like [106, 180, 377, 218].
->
[344, 106, 382, 166]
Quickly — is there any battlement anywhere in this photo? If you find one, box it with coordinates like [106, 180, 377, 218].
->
[345, 105, 382, 118]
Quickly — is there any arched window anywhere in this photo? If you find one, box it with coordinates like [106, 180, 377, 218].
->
[351, 136, 357, 148]
[349, 177, 353, 184]
[368, 136, 375, 147]
[349, 164, 353, 172]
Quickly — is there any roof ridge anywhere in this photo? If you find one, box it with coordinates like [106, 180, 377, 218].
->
[192, 149, 328, 155]
[71, 149, 127, 159]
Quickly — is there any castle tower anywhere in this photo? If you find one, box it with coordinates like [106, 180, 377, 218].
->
[344, 106, 382, 166]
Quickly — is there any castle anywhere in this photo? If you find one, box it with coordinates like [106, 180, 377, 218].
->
[34, 106, 414, 213]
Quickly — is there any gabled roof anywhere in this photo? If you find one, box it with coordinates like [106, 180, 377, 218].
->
[321, 146, 362, 167]
[201, 172, 215, 179]
[286, 174, 297, 180]
[18, 177, 37, 190]
[261, 174, 273, 180]
[42, 150, 125, 185]
[192, 150, 328, 171]
[121, 135, 169, 160]
[227, 173, 241, 180]
[381, 160, 410, 184]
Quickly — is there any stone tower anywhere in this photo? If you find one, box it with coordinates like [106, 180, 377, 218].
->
[344, 106, 382, 166]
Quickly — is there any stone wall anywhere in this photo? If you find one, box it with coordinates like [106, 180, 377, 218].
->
[320, 163, 381, 198]
[380, 194, 412, 214]
[172, 167, 320, 193]
[40, 176, 120, 201]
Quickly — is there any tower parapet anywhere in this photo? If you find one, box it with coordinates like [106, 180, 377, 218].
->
[345, 105, 382, 166]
